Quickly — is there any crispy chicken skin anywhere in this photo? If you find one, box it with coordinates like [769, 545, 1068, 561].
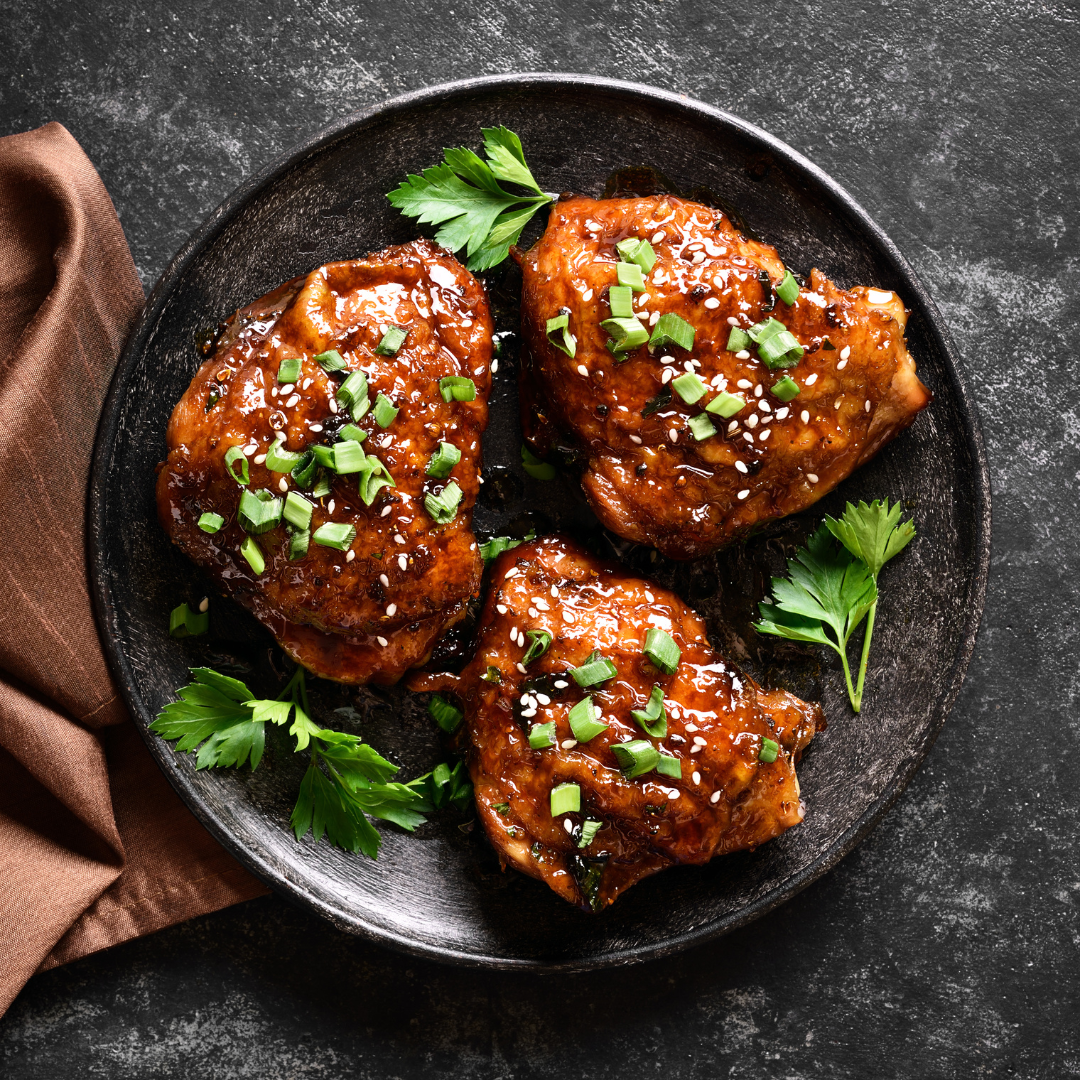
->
[410, 536, 822, 910]
[157, 240, 493, 684]
[517, 195, 931, 560]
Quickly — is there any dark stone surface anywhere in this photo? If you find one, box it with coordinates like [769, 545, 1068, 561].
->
[0, 1, 1076, 1076]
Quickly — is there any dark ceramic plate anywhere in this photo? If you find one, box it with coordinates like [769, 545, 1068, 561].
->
[88, 74, 990, 971]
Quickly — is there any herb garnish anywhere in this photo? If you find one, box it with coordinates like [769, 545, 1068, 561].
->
[754, 499, 915, 711]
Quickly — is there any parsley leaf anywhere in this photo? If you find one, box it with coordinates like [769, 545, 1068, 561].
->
[755, 500, 915, 712]
[386, 126, 552, 271]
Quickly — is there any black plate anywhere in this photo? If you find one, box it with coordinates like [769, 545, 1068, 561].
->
[88, 74, 990, 971]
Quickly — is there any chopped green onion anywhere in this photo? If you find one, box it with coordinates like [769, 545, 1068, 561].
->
[429, 693, 463, 733]
[312, 522, 356, 550]
[656, 753, 682, 778]
[337, 370, 369, 415]
[771, 375, 800, 402]
[357, 454, 395, 505]
[705, 391, 746, 418]
[479, 533, 532, 564]
[688, 414, 717, 441]
[426, 441, 461, 479]
[757, 329, 804, 370]
[492, 802, 510, 814]
[283, 491, 314, 531]
[747, 317, 787, 343]
[314, 349, 346, 372]
[643, 627, 680, 674]
[759, 737, 780, 764]
[726, 327, 751, 352]
[529, 721, 556, 749]
[578, 819, 603, 848]
[425, 480, 463, 524]
[600, 317, 648, 353]
[545, 312, 576, 357]
[224, 445, 249, 486]
[521, 444, 557, 480]
[616, 261, 646, 292]
[277, 357, 302, 383]
[630, 684, 667, 738]
[338, 423, 366, 443]
[612, 739, 660, 779]
[776, 270, 799, 306]
[169, 602, 208, 638]
[549, 782, 580, 816]
[375, 325, 408, 356]
[607, 285, 634, 319]
[310, 471, 331, 498]
[288, 528, 310, 561]
[313, 445, 336, 469]
[266, 438, 301, 472]
[649, 313, 695, 351]
[290, 450, 317, 489]
[522, 629, 552, 665]
[569, 649, 618, 687]
[672, 372, 707, 404]
[642, 387, 672, 417]
[439, 376, 477, 402]
[240, 536, 265, 575]
[481, 666, 503, 685]
[331, 439, 367, 474]
[197, 511, 225, 534]
[568, 696, 608, 742]
[615, 237, 657, 272]
[372, 393, 399, 428]
[237, 489, 283, 534]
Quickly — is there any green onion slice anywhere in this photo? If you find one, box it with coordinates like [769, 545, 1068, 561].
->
[776, 270, 799, 306]
[612, 739, 660, 779]
[337, 370, 369, 414]
[426, 441, 461, 479]
[314, 349, 346, 372]
[616, 261, 646, 292]
[578, 819, 603, 848]
[224, 445, 249, 486]
[375, 325, 408, 356]
[197, 511, 225, 534]
[630, 684, 668, 738]
[338, 423, 366, 443]
[479, 533, 532, 564]
[522, 629, 552, 666]
[757, 329, 804, 370]
[425, 480, 463, 524]
[656, 753, 682, 778]
[439, 376, 477, 402]
[644, 627, 680, 674]
[615, 237, 657, 272]
[759, 737, 780, 764]
[568, 696, 608, 742]
[642, 387, 672, 417]
[240, 536, 265, 575]
[545, 312, 576, 357]
[277, 357, 302, 383]
[726, 327, 751, 352]
[429, 693, 463, 733]
[331, 439, 367, 474]
[373, 393, 399, 428]
[771, 375, 800, 402]
[266, 438, 301, 473]
[600, 317, 648, 353]
[237, 489, 283, 534]
[705, 391, 746, 418]
[529, 721, 556, 750]
[288, 528, 310, 561]
[569, 649, 618, 687]
[550, 782, 581, 816]
[672, 372, 707, 404]
[283, 491, 314, 531]
[481, 666, 502, 684]
[169, 602, 209, 638]
[649, 312, 695, 351]
[311, 522, 356, 550]
[357, 454, 395, 506]
[313, 445, 336, 470]
[521, 444, 557, 480]
[310, 471, 331, 498]
[289, 450, 316, 489]
[607, 285, 634, 319]
[688, 414, 717, 441]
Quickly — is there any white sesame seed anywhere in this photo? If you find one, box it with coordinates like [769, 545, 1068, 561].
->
[759, 399, 771, 412]
[804, 373, 818, 386]
[510, 626, 518, 639]
[394, 533, 405, 544]
[243, 444, 257, 457]
[630, 434, 642, 444]
[398, 554, 408, 571]
[377, 636, 388, 647]
[692, 771, 701, 784]
[328, 398, 338, 414]
[536, 693, 551, 705]
[703, 297, 720, 309]
[727, 316, 739, 326]
[737, 379, 752, 389]
[386, 603, 397, 616]
[535, 599, 550, 611]
[561, 739, 578, 750]
[837, 359, 848, 370]
[668, 429, 679, 443]
[651, 231, 664, 243]
[865, 399, 872, 412]
[840, 345, 851, 360]
[835, 397, 843, 409]
[328, 499, 336, 514]
[280, 477, 291, 492]
[564, 818, 574, 833]
[342, 548, 353, 562]
[710, 791, 721, 804]
[522, 707, 536, 718]
[743, 432, 754, 443]
[759, 428, 771, 441]
[528, 607, 538, 619]
[735, 349, 750, 360]
[685, 722, 697, 732]
[644, 589, 654, 602]
[254, 453, 267, 465]
[380, 505, 392, 517]
[562, 610, 575, 624]
[691, 359, 701, 369]
[735, 460, 748, 474]
[746, 414, 759, 429]
[551, 585, 559, 597]
[661, 367, 674, 384]
[667, 789, 680, 800]
[690, 744, 702, 754]
[738, 488, 750, 499]
[807, 473, 819, 483]
[693, 736, 707, 746]
[637, 293, 650, 307]
[279, 383, 294, 394]
[691, 251, 705, 265]
[496, 603, 508, 615]
[754, 383, 763, 397]
[683, 360, 695, 373]
[554, 680, 568, 689]
[801, 410, 810, 423]
[516, 662, 527, 674]
[377, 573, 389, 588]
[198, 597, 209, 613]
[577, 364, 588, 377]
[309, 423, 323, 432]
[776, 407, 789, 419]
[727, 421, 739, 433]
[490, 357, 499, 374]
[649, 311, 660, 325]
[271, 387, 279, 398]
[302, 378, 312, 390]
[582, 288, 594, 301]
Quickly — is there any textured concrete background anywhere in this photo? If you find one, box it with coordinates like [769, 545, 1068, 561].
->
[1, 1, 1078, 1077]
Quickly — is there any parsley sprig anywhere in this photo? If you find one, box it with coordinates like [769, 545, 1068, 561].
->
[754, 499, 915, 712]
[386, 127, 553, 271]
[150, 666, 471, 856]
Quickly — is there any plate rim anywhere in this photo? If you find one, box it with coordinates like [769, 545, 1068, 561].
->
[87, 72, 992, 972]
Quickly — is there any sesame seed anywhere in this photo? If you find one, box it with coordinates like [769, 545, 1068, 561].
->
[704, 296, 720, 308]
[562, 610, 575, 624]
[243, 444, 257, 457]
[536, 693, 551, 705]
[759, 399, 771, 412]
[279, 384, 294, 394]
[727, 421, 739, 432]
[377, 636, 388, 647]
[645, 589, 654, 602]
[271, 387, 279, 398]
[690, 744, 702, 754]
[394, 533, 406, 544]
[649, 311, 660, 325]
[254, 453, 267, 465]
[692, 771, 701, 784]
[727, 316, 739, 326]
[737, 379, 752, 389]
[285, 394, 300, 407]
[521, 707, 536, 718]
[837, 359, 848, 370]
[710, 791, 721, 804]
[743, 432, 754, 443]
[667, 789, 680, 800]
[278, 478, 289, 492]
[561, 738, 578, 750]
[804, 373, 818, 386]
[576, 363, 589, 377]
[490, 357, 499, 374]
[746, 414, 759, 429]
[309, 423, 323, 432]
[661, 354, 675, 365]
[516, 662, 527, 674]
[840, 345, 851, 360]
[582, 288, 594, 301]
[630, 434, 642, 444]
[651, 231, 664, 243]
[551, 584, 559, 597]
[380, 505, 392, 517]
[535, 598, 550, 611]
[496, 604, 508, 615]
[737, 488, 750, 499]
[691, 359, 701, 369]
[801, 410, 810, 423]
[398, 554, 408, 571]
[328, 398, 338, 414]
[685, 722, 698, 732]
[564, 818, 574, 833]
[735, 460, 748, 474]
[754, 384, 763, 397]
[693, 736, 707, 746]
[328, 499, 336, 514]
[776, 407, 789, 419]
[865, 399, 872, 412]
[661, 368, 674, 384]
[554, 679, 568, 689]
[668, 429, 679, 443]
[759, 428, 771, 441]
[302, 378, 312, 390]
[835, 397, 843, 409]
[683, 360, 695, 373]
[807, 473, 819, 483]
[735, 349, 750, 360]
[637, 293, 650, 307]
[386, 603, 397, 616]
[198, 597, 209, 613]
[528, 607, 538, 618]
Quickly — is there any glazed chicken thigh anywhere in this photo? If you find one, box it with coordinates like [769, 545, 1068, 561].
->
[158, 240, 492, 684]
[411, 536, 822, 910]
[518, 195, 931, 560]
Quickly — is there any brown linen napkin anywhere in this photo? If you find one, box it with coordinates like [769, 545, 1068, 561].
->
[0, 122, 267, 1016]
